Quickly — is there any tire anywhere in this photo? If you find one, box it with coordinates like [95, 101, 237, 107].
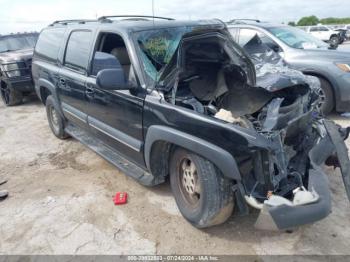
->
[330, 35, 339, 47]
[0, 82, 23, 106]
[170, 148, 234, 228]
[45, 95, 69, 139]
[318, 77, 334, 115]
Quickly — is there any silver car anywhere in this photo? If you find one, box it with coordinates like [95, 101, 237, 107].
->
[228, 20, 350, 114]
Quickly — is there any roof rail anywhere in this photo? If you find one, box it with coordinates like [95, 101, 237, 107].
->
[227, 19, 261, 24]
[98, 15, 175, 22]
[49, 19, 97, 26]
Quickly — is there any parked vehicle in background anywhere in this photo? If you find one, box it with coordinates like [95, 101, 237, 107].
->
[303, 25, 340, 46]
[32, 17, 350, 231]
[334, 29, 347, 44]
[333, 25, 350, 40]
[0, 32, 38, 106]
[227, 20, 350, 114]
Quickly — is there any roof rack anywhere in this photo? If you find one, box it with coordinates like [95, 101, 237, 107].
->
[49, 19, 97, 26]
[227, 19, 261, 24]
[98, 15, 175, 22]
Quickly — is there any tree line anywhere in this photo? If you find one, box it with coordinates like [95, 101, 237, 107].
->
[288, 16, 350, 26]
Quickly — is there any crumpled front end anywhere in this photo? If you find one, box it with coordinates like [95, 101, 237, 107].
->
[234, 34, 350, 230]
[150, 27, 350, 230]
[253, 120, 350, 230]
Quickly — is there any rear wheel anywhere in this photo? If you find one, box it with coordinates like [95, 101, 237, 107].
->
[46, 95, 69, 139]
[317, 77, 334, 114]
[170, 148, 234, 228]
[0, 82, 23, 106]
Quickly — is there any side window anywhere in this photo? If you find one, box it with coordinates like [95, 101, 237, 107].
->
[90, 33, 132, 80]
[238, 28, 280, 52]
[238, 28, 259, 46]
[310, 27, 318, 32]
[35, 28, 65, 61]
[64, 30, 93, 72]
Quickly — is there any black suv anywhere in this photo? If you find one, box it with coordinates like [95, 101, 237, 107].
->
[0, 32, 38, 106]
[32, 16, 350, 231]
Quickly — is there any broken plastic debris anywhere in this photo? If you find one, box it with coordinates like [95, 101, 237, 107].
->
[215, 109, 236, 123]
[214, 109, 246, 126]
[293, 187, 319, 206]
[264, 195, 293, 207]
[264, 187, 319, 207]
[0, 190, 9, 200]
[113, 192, 128, 205]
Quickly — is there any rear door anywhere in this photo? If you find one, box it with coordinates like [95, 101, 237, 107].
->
[58, 29, 95, 127]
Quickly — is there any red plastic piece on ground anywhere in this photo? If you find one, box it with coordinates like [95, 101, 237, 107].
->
[113, 192, 128, 205]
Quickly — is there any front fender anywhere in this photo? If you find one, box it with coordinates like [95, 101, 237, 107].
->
[144, 125, 241, 181]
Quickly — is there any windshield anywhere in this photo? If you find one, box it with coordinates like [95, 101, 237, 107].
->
[134, 26, 192, 84]
[0, 34, 38, 53]
[267, 26, 328, 49]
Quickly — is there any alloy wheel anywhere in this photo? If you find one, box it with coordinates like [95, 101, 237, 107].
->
[49, 105, 60, 134]
[179, 157, 201, 206]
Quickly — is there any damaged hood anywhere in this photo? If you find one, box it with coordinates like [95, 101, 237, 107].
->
[243, 35, 320, 92]
[0, 48, 33, 63]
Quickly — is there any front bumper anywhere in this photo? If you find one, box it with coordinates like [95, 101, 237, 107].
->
[255, 121, 350, 230]
[2, 76, 34, 93]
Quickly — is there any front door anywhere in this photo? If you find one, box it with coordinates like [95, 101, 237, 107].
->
[85, 33, 146, 167]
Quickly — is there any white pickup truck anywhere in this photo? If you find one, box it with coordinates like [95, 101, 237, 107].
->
[305, 25, 340, 46]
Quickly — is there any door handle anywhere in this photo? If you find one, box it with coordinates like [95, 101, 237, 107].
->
[59, 78, 66, 86]
[86, 87, 95, 98]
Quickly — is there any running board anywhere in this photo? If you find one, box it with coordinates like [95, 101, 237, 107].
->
[65, 123, 158, 186]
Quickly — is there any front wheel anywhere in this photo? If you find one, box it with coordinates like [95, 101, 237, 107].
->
[329, 35, 339, 48]
[318, 77, 334, 115]
[0, 82, 23, 106]
[170, 148, 234, 228]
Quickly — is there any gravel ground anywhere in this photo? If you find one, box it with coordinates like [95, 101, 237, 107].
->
[1, 95, 350, 255]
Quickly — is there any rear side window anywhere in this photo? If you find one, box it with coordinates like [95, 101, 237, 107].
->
[64, 30, 93, 72]
[35, 28, 65, 61]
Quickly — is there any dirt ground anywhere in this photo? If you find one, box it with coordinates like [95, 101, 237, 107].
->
[1, 95, 350, 255]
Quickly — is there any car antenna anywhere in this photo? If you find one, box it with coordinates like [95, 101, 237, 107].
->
[151, 0, 161, 98]
[152, 0, 155, 27]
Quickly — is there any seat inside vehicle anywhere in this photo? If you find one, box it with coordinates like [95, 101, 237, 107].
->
[96, 33, 135, 82]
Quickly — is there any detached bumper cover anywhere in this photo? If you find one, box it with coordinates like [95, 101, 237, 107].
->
[255, 121, 350, 230]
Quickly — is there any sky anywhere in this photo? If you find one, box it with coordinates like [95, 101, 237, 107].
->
[0, 0, 349, 34]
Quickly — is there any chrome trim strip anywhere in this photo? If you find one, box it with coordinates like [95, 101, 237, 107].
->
[61, 102, 87, 124]
[62, 108, 86, 123]
[88, 117, 142, 152]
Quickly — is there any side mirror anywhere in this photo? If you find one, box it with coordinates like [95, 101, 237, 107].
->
[96, 69, 129, 90]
